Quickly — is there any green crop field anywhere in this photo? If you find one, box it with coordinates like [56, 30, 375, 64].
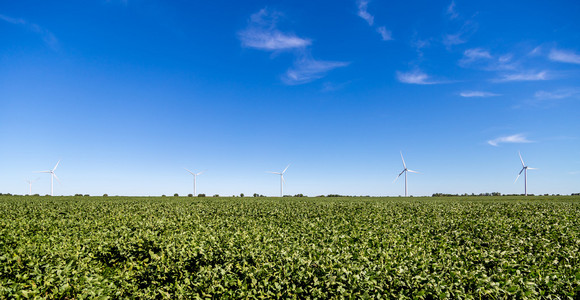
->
[1, 195, 579, 299]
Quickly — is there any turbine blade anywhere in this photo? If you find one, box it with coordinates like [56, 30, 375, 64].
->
[527, 167, 538, 170]
[518, 167, 525, 175]
[52, 173, 61, 183]
[514, 173, 521, 183]
[34, 171, 51, 173]
[53, 160, 61, 171]
[393, 170, 405, 183]
[518, 152, 525, 167]
[407, 169, 420, 174]
[282, 164, 290, 174]
[400, 151, 407, 169]
[184, 168, 195, 175]
[267, 171, 281, 175]
[196, 170, 207, 176]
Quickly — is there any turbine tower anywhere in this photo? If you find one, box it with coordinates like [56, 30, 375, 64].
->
[25, 178, 38, 195]
[185, 169, 205, 196]
[515, 151, 537, 196]
[35, 160, 60, 196]
[268, 164, 290, 197]
[394, 152, 419, 197]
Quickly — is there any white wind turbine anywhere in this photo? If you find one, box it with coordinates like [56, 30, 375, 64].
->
[35, 160, 60, 196]
[25, 178, 39, 195]
[515, 151, 537, 196]
[268, 164, 290, 197]
[185, 168, 205, 196]
[394, 152, 419, 197]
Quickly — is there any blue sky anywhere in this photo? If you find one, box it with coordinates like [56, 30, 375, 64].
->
[1, 0, 579, 196]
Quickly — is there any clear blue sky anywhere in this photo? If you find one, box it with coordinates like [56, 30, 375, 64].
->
[1, 0, 579, 196]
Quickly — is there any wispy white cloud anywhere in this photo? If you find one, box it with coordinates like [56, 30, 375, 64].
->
[460, 91, 500, 97]
[459, 48, 517, 71]
[459, 48, 492, 64]
[322, 81, 352, 92]
[283, 57, 350, 85]
[447, 1, 458, 19]
[396, 70, 439, 85]
[529, 45, 543, 56]
[376, 26, 392, 41]
[239, 8, 348, 85]
[357, 0, 374, 26]
[548, 49, 580, 64]
[443, 20, 477, 48]
[238, 9, 311, 51]
[356, 1, 392, 42]
[496, 71, 548, 82]
[0, 14, 58, 50]
[443, 33, 465, 46]
[534, 89, 579, 100]
[488, 134, 533, 147]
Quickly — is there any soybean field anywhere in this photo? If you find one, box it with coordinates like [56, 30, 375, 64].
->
[1, 195, 579, 298]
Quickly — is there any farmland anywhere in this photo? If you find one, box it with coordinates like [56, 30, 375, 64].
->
[1, 195, 579, 298]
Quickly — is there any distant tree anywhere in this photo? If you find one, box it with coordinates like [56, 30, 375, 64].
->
[161, 195, 166, 197]
[213, 194, 219, 197]
[240, 193, 244, 197]
[187, 194, 193, 197]
[253, 193, 259, 197]
[198, 194, 206, 197]
[174, 193, 179, 197]
[294, 194, 304, 197]
[103, 194, 108, 197]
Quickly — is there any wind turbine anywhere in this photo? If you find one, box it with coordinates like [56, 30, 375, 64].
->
[268, 164, 290, 197]
[185, 168, 205, 196]
[25, 178, 39, 195]
[515, 151, 537, 196]
[394, 152, 419, 197]
[35, 160, 60, 196]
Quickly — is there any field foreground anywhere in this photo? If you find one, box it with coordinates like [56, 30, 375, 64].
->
[1, 196, 579, 298]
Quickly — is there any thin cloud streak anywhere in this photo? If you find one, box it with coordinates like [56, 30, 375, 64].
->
[460, 91, 500, 97]
[396, 70, 438, 85]
[239, 8, 348, 85]
[376, 26, 392, 41]
[459, 48, 492, 65]
[534, 89, 579, 100]
[238, 9, 311, 51]
[356, 0, 392, 42]
[549, 49, 580, 64]
[496, 71, 548, 82]
[447, 1, 459, 19]
[459, 48, 516, 71]
[283, 57, 350, 85]
[0, 14, 58, 50]
[357, 0, 374, 26]
[488, 134, 533, 147]
[443, 19, 478, 48]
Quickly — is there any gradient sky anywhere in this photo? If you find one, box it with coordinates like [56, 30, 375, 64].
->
[1, 0, 579, 196]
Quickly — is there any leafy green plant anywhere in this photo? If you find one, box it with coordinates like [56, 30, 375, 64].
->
[0, 195, 578, 298]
